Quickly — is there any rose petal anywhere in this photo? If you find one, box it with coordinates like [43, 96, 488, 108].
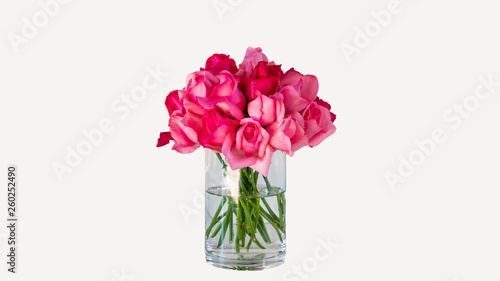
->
[291, 123, 308, 152]
[212, 71, 236, 99]
[222, 133, 257, 170]
[308, 123, 336, 147]
[165, 90, 184, 116]
[280, 68, 303, 88]
[239, 77, 279, 101]
[250, 145, 275, 177]
[156, 132, 173, 147]
[301, 75, 319, 102]
[268, 119, 294, 156]
[181, 111, 203, 132]
[280, 85, 309, 113]
[169, 116, 199, 153]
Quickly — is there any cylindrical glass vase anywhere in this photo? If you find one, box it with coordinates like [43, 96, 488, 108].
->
[205, 149, 286, 270]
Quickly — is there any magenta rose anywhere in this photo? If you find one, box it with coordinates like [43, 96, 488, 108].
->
[165, 90, 184, 117]
[236, 47, 282, 101]
[199, 109, 239, 153]
[301, 100, 336, 147]
[222, 118, 275, 176]
[251, 61, 283, 80]
[279, 68, 319, 113]
[238, 76, 279, 101]
[203, 53, 238, 75]
[248, 93, 285, 126]
[238, 60, 283, 101]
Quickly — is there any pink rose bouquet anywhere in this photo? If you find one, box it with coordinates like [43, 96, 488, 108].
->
[157, 47, 336, 262]
[157, 47, 336, 176]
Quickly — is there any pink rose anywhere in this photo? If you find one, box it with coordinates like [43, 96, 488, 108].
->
[159, 89, 203, 153]
[314, 97, 337, 123]
[267, 117, 295, 156]
[286, 111, 309, 152]
[238, 76, 279, 101]
[238, 60, 282, 101]
[301, 100, 336, 147]
[251, 61, 283, 79]
[203, 53, 238, 75]
[184, 70, 246, 119]
[279, 68, 319, 113]
[165, 90, 184, 117]
[237, 47, 268, 78]
[198, 110, 239, 153]
[267, 112, 308, 156]
[167, 115, 201, 153]
[248, 92, 285, 126]
[222, 118, 275, 176]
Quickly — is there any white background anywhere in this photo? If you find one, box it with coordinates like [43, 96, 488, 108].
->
[1, 0, 500, 280]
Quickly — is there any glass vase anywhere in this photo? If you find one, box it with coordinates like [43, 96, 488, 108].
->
[205, 149, 286, 270]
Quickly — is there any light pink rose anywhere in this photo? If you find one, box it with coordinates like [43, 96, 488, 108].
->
[198, 110, 239, 153]
[184, 70, 245, 119]
[267, 117, 295, 156]
[279, 68, 319, 113]
[287, 111, 309, 152]
[301, 101, 336, 147]
[167, 115, 201, 153]
[248, 93, 285, 126]
[222, 118, 275, 176]
[267, 112, 309, 155]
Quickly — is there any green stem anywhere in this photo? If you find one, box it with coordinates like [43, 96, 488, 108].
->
[257, 216, 271, 244]
[235, 201, 242, 253]
[216, 153, 227, 170]
[206, 158, 285, 252]
[210, 222, 222, 238]
[205, 197, 226, 237]
[218, 203, 231, 248]
[239, 199, 256, 244]
[229, 199, 234, 243]
[262, 198, 280, 223]
[264, 175, 285, 231]
[278, 194, 285, 233]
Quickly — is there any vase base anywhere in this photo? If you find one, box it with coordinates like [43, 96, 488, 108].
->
[205, 252, 285, 271]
